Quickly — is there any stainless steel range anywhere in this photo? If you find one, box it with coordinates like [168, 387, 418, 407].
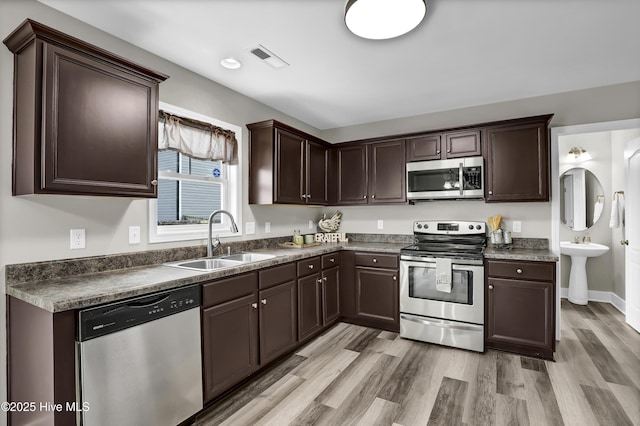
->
[400, 220, 486, 352]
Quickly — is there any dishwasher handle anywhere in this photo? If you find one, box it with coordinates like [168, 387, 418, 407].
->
[127, 294, 170, 308]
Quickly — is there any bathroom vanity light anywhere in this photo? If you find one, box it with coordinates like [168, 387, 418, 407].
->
[568, 146, 592, 162]
[345, 0, 427, 40]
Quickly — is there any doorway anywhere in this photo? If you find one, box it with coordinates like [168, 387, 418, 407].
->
[551, 118, 640, 339]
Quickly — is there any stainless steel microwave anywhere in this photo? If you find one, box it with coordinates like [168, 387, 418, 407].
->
[406, 156, 484, 200]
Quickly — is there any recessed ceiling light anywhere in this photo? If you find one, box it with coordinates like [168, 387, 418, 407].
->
[220, 57, 242, 70]
[345, 0, 427, 40]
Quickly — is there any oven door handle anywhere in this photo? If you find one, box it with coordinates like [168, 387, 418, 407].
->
[400, 314, 482, 331]
[459, 162, 464, 196]
[400, 259, 484, 269]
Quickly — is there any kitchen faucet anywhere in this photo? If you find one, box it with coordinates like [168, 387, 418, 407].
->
[207, 209, 239, 257]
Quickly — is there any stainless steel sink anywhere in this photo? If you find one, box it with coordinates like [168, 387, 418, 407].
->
[164, 252, 278, 272]
[165, 258, 244, 272]
[220, 252, 278, 262]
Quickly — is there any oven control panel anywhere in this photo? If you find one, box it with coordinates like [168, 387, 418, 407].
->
[414, 221, 485, 235]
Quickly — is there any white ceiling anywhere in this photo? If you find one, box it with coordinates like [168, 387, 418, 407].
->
[39, 0, 640, 130]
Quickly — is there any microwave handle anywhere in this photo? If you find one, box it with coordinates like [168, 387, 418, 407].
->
[459, 162, 464, 196]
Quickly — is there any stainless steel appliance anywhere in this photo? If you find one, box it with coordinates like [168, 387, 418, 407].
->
[400, 220, 486, 352]
[406, 156, 483, 200]
[77, 285, 203, 426]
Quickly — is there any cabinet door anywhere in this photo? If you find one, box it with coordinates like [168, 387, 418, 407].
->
[444, 130, 481, 158]
[259, 281, 298, 365]
[486, 277, 554, 354]
[355, 266, 399, 327]
[306, 141, 328, 205]
[406, 135, 442, 161]
[485, 121, 549, 201]
[336, 145, 368, 205]
[42, 44, 159, 197]
[369, 140, 406, 204]
[274, 128, 305, 204]
[298, 273, 323, 341]
[202, 294, 258, 402]
[323, 266, 340, 325]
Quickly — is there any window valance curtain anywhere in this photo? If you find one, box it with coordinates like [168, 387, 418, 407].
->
[159, 110, 238, 163]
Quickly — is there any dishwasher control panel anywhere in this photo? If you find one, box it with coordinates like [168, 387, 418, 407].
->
[78, 284, 201, 341]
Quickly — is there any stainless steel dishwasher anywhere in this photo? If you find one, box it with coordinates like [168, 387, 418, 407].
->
[77, 285, 203, 426]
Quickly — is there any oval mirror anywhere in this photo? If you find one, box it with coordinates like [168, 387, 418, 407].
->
[560, 168, 604, 231]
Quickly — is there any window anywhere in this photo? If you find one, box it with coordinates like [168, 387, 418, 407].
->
[149, 102, 241, 243]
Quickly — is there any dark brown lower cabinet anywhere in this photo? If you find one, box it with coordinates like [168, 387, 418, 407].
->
[322, 266, 340, 325]
[485, 259, 556, 360]
[298, 273, 323, 341]
[355, 266, 399, 328]
[202, 293, 259, 402]
[259, 281, 297, 364]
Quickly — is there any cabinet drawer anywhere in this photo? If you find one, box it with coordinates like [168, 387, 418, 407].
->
[355, 252, 398, 269]
[321, 253, 341, 269]
[297, 257, 321, 277]
[203, 272, 258, 307]
[259, 262, 296, 289]
[486, 260, 554, 281]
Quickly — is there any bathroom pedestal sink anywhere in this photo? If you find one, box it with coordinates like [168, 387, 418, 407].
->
[560, 241, 610, 305]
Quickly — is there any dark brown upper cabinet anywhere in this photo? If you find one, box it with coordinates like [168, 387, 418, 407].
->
[3, 19, 168, 197]
[406, 130, 481, 162]
[484, 115, 553, 202]
[336, 139, 406, 205]
[247, 120, 329, 205]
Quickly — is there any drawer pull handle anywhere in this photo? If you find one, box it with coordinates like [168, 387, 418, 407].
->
[373, 258, 378, 263]
[261, 299, 267, 305]
[516, 268, 523, 274]
[252, 303, 258, 309]
[488, 284, 494, 290]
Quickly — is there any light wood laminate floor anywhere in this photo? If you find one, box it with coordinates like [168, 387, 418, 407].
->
[194, 300, 640, 426]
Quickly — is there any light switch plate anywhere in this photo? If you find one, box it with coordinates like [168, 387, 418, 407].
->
[246, 222, 255, 235]
[265, 222, 271, 233]
[377, 220, 384, 230]
[513, 221, 522, 233]
[308, 220, 314, 230]
[70, 229, 85, 250]
[129, 226, 141, 244]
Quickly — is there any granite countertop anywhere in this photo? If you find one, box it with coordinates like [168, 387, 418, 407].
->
[484, 246, 559, 262]
[6, 242, 406, 313]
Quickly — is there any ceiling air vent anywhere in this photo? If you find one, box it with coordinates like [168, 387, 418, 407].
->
[248, 44, 289, 69]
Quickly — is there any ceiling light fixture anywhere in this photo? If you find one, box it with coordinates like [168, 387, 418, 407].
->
[220, 57, 242, 70]
[568, 146, 592, 162]
[345, 0, 427, 40]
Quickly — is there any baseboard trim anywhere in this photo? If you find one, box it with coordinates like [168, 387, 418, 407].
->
[560, 288, 626, 314]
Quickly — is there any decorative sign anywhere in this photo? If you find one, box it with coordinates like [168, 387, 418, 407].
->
[315, 232, 348, 243]
[212, 167, 221, 178]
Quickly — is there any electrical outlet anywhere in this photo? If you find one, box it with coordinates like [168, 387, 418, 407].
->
[246, 222, 255, 235]
[308, 220, 314, 230]
[129, 226, 141, 244]
[377, 220, 384, 230]
[513, 221, 522, 233]
[70, 229, 85, 250]
[265, 222, 271, 233]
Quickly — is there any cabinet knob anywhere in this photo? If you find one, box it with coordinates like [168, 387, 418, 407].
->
[252, 303, 258, 309]
[488, 190, 493, 195]
[308, 264, 314, 269]
[488, 284, 494, 290]
[372, 258, 378, 263]
[372, 195, 376, 199]
[151, 179, 158, 186]
[330, 258, 335, 263]
[516, 268, 523, 274]
[393, 276, 397, 281]
[261, 299, 267, 305]
[323, 276, 327, 282]
[363, 195, 367, 199]
[436, 150, 440, 155]
[447, 149, 451, 153]
[317, 278, 323, 284]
